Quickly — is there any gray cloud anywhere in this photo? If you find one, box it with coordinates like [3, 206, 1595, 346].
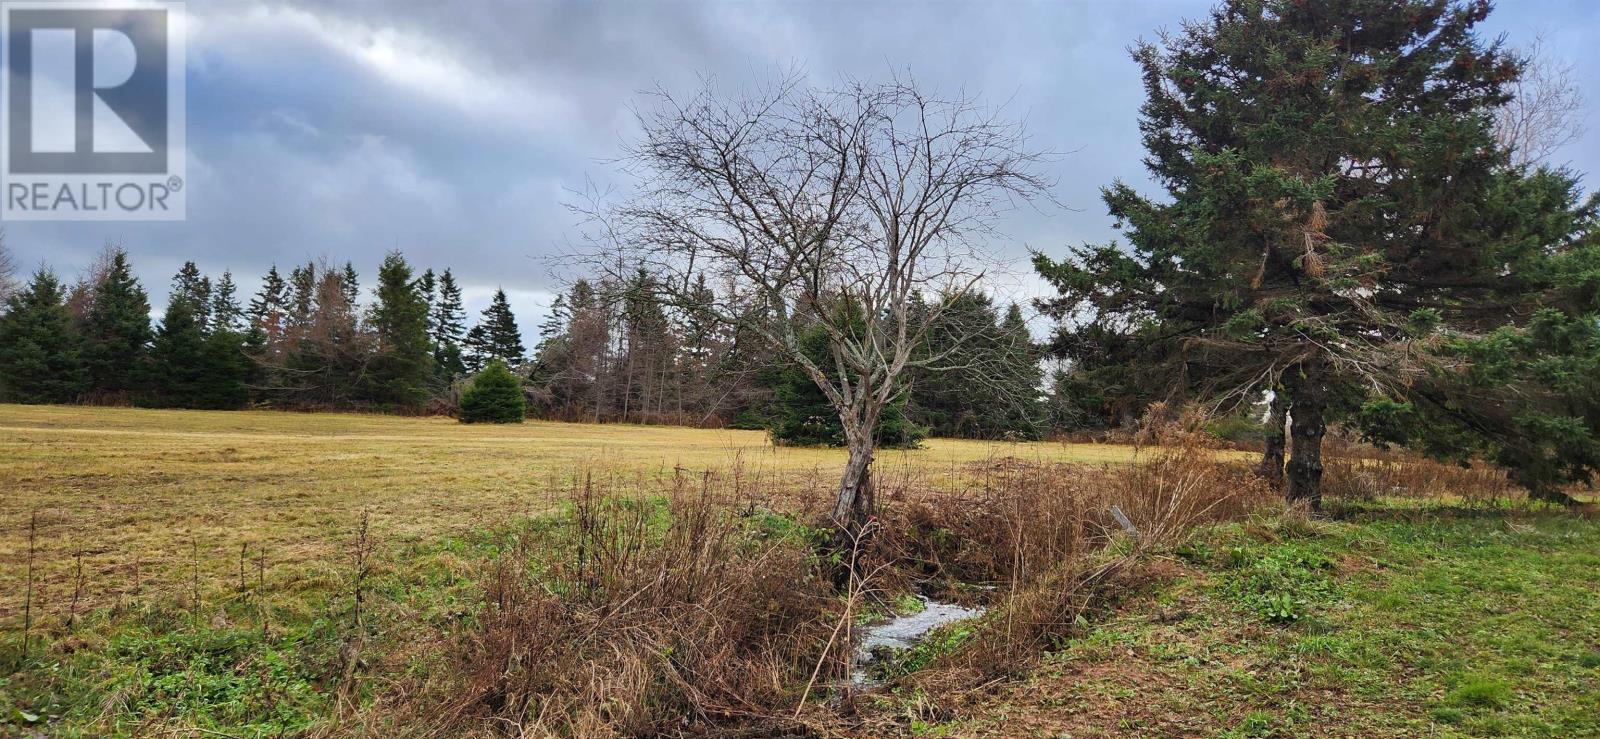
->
[4, 0, 1595, 335]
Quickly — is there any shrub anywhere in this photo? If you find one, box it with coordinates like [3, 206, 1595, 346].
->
[458, 360, 525, 424]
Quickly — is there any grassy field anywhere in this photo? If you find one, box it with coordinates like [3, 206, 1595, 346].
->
[3, 405, 1597, 737]
[0, 404, 1139, 619]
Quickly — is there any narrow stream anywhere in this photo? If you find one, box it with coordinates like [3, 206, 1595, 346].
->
[852, 595, 985, 688]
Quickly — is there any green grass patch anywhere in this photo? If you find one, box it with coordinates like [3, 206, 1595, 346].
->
[965, 508, 1600, 737]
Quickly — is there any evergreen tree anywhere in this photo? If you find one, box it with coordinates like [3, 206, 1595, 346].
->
[172, 261, 212, 332]
[999, 303, 1046, 432]
[286, 263, 316, 334]
[680, 274, 719, 365]
[537, 294, 568, 345]
[210, 271, 243, 335]
[292, 268, 367, 406]
[247, 264, 289, 386]
[464, 288, 525, 370]
[249, 266, 287, 338]
[197, 328, 252, 409]
[619, 269, 674, 421]
[1043, 363, 1113, 433]
[430, 269, 467, 379]
[907, 294, 1045, 439]
[459, 359, 526, 423]
[0, 270, 86, 403]
[417, 268, 436, 333]
[1354, 172, 1600, 503]
[363, 251, 434, 408]
[766, 313, 924, 448]
[527, 293, 570, 402]
[340, 262, 361, 310]
[149, 291, 207, 405]
[525, 279, 613, 420]
[80, 250, 152, 397]
[150, 286, 250, 410]
[1034, 0, 1546, 508]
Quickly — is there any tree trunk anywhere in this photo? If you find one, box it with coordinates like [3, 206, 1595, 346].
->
[1511, 467, 1582, 507]
[831, 437, 875, 533]
[1259, 390, 1287, 488]
[1285, 360, 1326, 512]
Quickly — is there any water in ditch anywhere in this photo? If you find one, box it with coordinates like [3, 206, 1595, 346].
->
[851, 595, 985, 688]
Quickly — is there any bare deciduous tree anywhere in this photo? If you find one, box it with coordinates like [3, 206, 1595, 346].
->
[1496, 35, 1586, 167]
[579, 73, 1053, 540]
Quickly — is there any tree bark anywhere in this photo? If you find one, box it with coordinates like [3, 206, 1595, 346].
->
[831, 437, 875, 533]
[828, 433, 876, 588]
[1285, 360, 1326, 512]
[1260, 389, 1287, 489]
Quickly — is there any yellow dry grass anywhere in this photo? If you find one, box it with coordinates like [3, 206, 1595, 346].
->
[0, 404, 1143, 620]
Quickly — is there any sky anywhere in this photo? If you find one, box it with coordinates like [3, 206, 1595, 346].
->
[6, 0, 1598, 341]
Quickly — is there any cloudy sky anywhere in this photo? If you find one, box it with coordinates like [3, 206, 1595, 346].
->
[7, 0, 1598, 338]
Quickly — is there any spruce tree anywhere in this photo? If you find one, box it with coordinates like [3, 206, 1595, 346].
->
[907, 294, 1044, 439]
[249, 265, 288, 338]
[464, 288, 525, 370]
[172, 261, 212, 332]
[149, 291, 207, 406]
[527, 294, 569, 393]
[363, 251, 434, 408]
[431, 269, 467, 379]
[0, 270, 86, 403]
[766, 310, 925, 448]
[209, 271, 243, 335]
[998, 303, 1046, 434]
[151, 284, 251, 410]
[1354, 172, 1600, 503]
[197, 327, 252, 409]
[80, 250, 152, 397]
[417, 268, 437, 333]
[1034, 0, 1546, 508]
[287, 263, 316, 333]
[459, 359, 526, 423]
[537, 294, 568, 345]
[292, 269, 367, 406]
[340, 262, 360, 309]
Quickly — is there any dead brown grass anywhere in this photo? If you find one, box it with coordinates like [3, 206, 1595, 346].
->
[872, 424, 1271, 702]
[359, 472, 839, 738]
[1320, 436, 1521, 507]
[361, 422, 1272, 737]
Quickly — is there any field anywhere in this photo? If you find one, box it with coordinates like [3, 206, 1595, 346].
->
[2, 405, 1598, 737]
[0, 404, 1140, 620]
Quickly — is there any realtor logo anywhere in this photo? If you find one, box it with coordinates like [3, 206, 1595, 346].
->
[1, 1, 185, 220]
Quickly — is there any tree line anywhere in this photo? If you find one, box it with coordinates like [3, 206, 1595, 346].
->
[0, 248, 526, 412]
[524, 270, 1045, 441]
[0, 244, 1047, 441]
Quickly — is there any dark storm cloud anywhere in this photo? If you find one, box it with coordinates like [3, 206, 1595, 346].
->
[4, 0, 1594, 333]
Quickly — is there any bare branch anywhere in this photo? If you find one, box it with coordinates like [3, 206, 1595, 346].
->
[1495, 35, 1586, 167]
[571, 72, 1057, 528]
